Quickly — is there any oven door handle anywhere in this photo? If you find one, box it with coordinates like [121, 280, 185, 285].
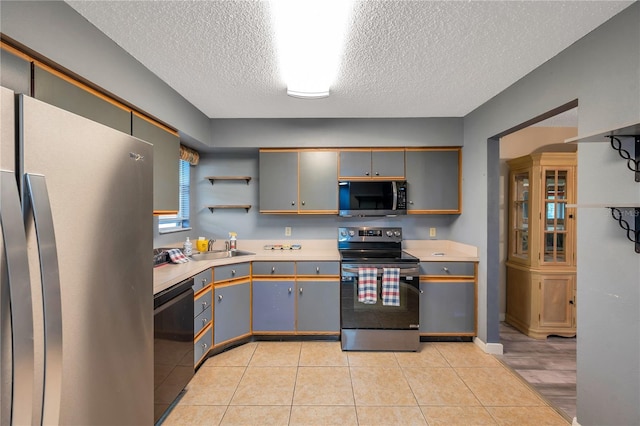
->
[341, 266, 420, 275]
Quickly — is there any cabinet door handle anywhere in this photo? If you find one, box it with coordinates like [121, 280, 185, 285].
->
[316, 266, 320, 273]
[202, 301, 208, 309]
[365, 172, 370, 176]
[291, 201, 295, 206]
[231, 269, 236, 275]
[420, 289, 424, 294]
[569, 299, 574, 305]
[288, 287, 292, 293]
[201, 343, 208, 350]
[442, 267, 449, 273]
[299, 287, 303, 294]
[202, 318, 208, 325]
[218, 295, 223, 301]
[409, 200, 414, 204]
[201, 278, 207, 287]
[272, 266, 276, 273]
[301, 201, 305, 206]
[375, 172, 379, 176]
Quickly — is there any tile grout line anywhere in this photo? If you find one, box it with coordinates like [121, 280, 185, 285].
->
[493, 355, 572, 424]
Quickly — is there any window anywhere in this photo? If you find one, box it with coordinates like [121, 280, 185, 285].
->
[158, 159, 191, 232]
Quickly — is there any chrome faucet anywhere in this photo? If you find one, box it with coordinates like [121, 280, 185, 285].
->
[225, 241, 230, 251]
[208, 239, 216, 251]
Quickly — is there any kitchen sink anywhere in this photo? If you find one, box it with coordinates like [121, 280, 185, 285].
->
[190, 249, 255, 261]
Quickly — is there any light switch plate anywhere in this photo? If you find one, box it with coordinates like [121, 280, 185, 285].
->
[429, 227, 436, 238]
[285, 227, 292, 236]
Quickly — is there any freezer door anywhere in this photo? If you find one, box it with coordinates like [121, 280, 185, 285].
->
[19, 94, 154, 425]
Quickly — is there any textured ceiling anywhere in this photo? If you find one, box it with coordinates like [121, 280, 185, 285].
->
[65, 1, 632, 119]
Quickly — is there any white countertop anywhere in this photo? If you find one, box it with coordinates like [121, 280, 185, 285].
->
[153, 239, 478, 295]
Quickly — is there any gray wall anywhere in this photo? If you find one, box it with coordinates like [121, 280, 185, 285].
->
[208, 117, 462, 149]
[456, 4, 639, 425]
[189, 150, 458, 242]
[0, 0, 210, 145]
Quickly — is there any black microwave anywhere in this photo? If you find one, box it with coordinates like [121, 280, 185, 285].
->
[338, 180, 407, 217]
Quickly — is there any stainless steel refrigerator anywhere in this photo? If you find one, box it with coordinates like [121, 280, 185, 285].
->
[0, 86, 153, 425]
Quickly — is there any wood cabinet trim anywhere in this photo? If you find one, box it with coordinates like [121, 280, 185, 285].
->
[1, 41, 33, 62]
[132, 110, 179, 136]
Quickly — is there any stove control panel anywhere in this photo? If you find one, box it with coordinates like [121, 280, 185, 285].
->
[338, 227, 403, 242]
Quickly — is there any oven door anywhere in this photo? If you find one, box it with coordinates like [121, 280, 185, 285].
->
[340, 264, 420, 330]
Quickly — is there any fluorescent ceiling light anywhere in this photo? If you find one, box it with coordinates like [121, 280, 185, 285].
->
[269, 0, 353, 99]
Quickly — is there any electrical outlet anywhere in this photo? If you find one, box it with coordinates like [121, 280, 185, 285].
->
[429, 227, 437, 238]
[285, 227, 292, 236]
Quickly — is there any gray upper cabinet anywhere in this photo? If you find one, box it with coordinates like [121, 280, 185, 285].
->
[299, 150, 337, 213]
[339, 149, 405, 179]
[33, 65, 131, 134]
[259, 150, 298, 212]
[1, 48, 31, 95]
[405, 148, 461, 214]
[132, 113, 180, 213]
[259, 149, 338, 214]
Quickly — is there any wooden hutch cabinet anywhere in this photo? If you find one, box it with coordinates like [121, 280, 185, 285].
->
[505, 152, 577, 339]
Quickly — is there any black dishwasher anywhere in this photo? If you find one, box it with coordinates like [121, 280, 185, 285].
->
[153, 278, 194, 424]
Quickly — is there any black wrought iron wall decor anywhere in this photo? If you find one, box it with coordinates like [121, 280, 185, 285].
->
[607, 135, 640, 182]
[609, 207, 640, 253]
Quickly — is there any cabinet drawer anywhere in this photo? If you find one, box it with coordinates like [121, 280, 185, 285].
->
[194, 325, 212, 366]
[252, 261, 295, 276]
[194, 288, 212, 318]
[214, 262, 250, 282]
[192, 268, 212, 293]
[420, 262, 475, 277]
[194, 305, 212, 336]
[296, 261, 340, 276]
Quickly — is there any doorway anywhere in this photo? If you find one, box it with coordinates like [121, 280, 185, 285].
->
[497, 108, 578, 420]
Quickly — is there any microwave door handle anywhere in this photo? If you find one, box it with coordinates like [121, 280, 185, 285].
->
[392, 181, 397, 210]
[0, 170, 35, 426]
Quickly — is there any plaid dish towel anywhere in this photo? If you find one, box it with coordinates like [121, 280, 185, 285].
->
[358, 267, 378, 304]
[167, 249, 189, 264]
[382, 268, 400, 306]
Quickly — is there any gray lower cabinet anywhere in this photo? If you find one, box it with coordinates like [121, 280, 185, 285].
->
[194, 287, 213, 366]
[406, 148, 461, 213]
[214, 281, 251, 345]
[252, 280, 296, 332]
[132, 113, 180, 213]
[33, 64, 131, 134]
[194, 326, 212, 366]
[297, 280, 340, 332]
[419, 281, 476, 335]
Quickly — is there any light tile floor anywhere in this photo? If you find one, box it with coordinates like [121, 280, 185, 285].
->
[161, 341, 569, 425]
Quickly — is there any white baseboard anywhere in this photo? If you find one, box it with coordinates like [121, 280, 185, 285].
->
[499, 313, 506, 322]
[572, 417, 580, 426]
[473, 337, 503, 355]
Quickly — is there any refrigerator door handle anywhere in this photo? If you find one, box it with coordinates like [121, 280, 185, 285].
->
[25, 173, 62, 425]
[0, 170, 35, 426]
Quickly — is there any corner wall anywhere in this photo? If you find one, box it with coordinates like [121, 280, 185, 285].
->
[456, 4, 639, 424]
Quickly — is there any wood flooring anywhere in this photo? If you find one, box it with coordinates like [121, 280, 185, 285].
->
[498, 322, 576, 421]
